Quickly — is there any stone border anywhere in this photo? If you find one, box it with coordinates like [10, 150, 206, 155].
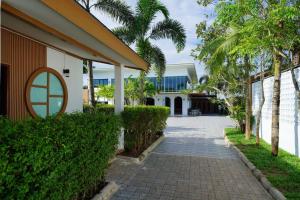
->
[117, 135, 165, 164]
[223, 130, 286, 200]
[91, 181, 119, 200]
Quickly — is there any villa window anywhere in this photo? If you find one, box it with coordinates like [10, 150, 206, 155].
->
[162, 76, 188, 92]
[93, 79, 108, 87]
[26, 67, 68, 118]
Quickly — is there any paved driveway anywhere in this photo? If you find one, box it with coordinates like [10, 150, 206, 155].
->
[106, 116, 273, 200]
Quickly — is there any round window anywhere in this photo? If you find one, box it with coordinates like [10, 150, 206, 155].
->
[26, 67, 68, 118]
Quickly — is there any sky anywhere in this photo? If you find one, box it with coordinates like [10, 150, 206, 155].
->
[90, 0, 215, 79]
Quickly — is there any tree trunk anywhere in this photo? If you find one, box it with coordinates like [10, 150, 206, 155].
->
[271, 53, 282, 156]
[256, 64, 265, 145]
[245, 55, 252, 139]
[88, 60, 96, 106]
[138, 71, 145, 105]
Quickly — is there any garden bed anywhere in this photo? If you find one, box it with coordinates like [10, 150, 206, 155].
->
[121, 106, 169, 157]
[225, 128, 300, 200]
[78, 181, 107, 200]
[120, 133, 162, 158]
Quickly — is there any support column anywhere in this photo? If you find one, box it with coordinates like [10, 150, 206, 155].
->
[182, 96, 188, 116]
[170, 97, 175, 116]
[114, 64, 124, 150]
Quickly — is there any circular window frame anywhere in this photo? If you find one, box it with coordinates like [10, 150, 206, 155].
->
[25, 67, 68, 118]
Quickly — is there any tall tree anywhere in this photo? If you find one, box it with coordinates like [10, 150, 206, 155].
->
[76, 0, 134, 106]
[113, 0, 186, 104]
[196, 0, 299, 155]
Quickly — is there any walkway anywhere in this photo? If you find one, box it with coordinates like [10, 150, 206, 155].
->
[106, 116, 273, 200]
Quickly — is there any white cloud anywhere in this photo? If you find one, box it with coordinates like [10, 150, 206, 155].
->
[91, 0, 215, 79]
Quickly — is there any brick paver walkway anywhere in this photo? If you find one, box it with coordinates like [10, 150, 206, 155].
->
[106, 116, 273, 200]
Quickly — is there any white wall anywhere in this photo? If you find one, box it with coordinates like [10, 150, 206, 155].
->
[252, 67, 300, 157]
[92, 64, 191, 80]
[92, 64, 193, 116]
[47, 48, 83, 113]
[154, 93, 189, 116]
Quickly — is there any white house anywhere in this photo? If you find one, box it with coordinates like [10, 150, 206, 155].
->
[2, 0, 150, 151]
[90, 63, 199, 116]
[1, 0, 148, 121]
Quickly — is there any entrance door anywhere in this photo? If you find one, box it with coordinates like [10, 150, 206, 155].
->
[174, 97, 182, 115]
[146, 97, 155, 106]
[0, 64, 8, 116]
[165, 97, 170, 107]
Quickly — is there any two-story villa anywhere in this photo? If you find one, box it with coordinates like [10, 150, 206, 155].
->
[90, 63, 198, 116]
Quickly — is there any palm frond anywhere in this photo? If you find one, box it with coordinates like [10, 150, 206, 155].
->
[150, 19, 186, 52]
[136, 0, 169, 26]
[136, 0, 169, 31]
[76, 0, 88, 9]
[150, 45, 166, 77]
[213, 24, 241, 57]
[136, 38, 153, 62]
[112, 26, 136, 45]
[94, 0, 134, 25]
[198, 37, 225, 60]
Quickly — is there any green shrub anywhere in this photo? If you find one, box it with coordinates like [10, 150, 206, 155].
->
[83, 104, 114, 115]
[82, 105, 170, 156]
[95, 104, 114, 115]
[121, 106, 169, 155]
[0, 112, 121, 200]
[83, 104, 94, 113]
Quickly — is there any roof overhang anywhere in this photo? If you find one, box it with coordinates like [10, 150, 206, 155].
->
[1, 0, 149, 71]
[166, 63, 198, 83]
[186, 64, 198, 83]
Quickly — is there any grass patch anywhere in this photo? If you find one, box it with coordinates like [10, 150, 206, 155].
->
[225, 128, 300, 200]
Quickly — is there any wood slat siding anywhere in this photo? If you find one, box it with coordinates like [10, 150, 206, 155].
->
[1, 28, 46, 120]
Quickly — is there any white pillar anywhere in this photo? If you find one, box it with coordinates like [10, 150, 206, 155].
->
[170, 97, 175, 116]
[183, 95, 188, 116]
[114, 64, 124, 150]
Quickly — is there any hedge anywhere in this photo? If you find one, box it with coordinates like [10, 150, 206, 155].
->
[83, 104, 114, 115]
[0, 112, 121, 200]
[122, 106, 170, 155]
[83, 105, 170, 156]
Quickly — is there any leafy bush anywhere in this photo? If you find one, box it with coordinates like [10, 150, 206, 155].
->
[83, 105, 170, 156]
[95, 104, 114, 115]
[0, 112, 121, 200]
[122, 106, 169, 155]
[83, 104, 114, 115]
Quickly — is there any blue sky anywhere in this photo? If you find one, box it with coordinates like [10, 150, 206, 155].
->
[91, 0, 215, 78]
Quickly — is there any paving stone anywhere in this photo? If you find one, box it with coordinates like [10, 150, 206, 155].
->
[106, 116, 273, 200]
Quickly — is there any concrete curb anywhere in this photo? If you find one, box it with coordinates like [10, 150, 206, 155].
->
[138, 135, 165, 162]
[117, 135, 165, 164]
[223, 130, 286, 200]
[91, 181, 119, 200]
[108, 157, 117, 165]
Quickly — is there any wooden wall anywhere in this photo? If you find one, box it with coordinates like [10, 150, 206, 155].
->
[1, 28, 46, 120]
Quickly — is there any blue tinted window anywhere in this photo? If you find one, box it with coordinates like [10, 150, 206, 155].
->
[160, 76, 188, 92]
[94, 79, 108, 87]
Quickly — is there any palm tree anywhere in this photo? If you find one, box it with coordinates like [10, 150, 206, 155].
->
[76, 0, 134, 106]
[112, 0, 186, 104]
[197, 24, 253, 138]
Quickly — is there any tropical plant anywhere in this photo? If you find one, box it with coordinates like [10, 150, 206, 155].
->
[95, 77, 156, 105]
[195, 0, 299, 156]
[193, 20, 249, 131]
[76, 0, 134, 106]
[112, 0, 186, 104]
[96, 84, 115, 101]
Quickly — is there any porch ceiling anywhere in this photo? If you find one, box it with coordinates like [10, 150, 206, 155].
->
[1, 0, 149, 71]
